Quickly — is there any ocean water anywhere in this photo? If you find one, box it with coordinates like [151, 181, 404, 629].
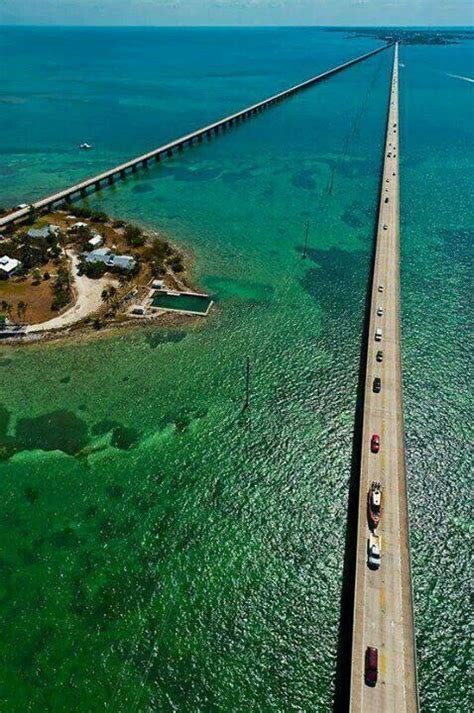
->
[0, 27, 472, 712]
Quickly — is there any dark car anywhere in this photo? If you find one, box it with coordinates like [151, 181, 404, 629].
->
[365, 646, 378, 686]
[384, 197, 389, 204]
[376, 350, 383, 363]
[373, 377, 381, 393]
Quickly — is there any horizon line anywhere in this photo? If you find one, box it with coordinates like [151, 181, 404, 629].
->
[1, 23, 473, 29]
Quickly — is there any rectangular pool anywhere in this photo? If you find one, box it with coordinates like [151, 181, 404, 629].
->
[151, 291, 212, 315]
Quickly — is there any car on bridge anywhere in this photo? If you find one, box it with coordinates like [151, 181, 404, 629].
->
[365, 647, 378, 686]
[373, 377, 381, 393]
[377, 307, 384, 316]
[371, 434, 380, 453]
[376, 350, 384, 362]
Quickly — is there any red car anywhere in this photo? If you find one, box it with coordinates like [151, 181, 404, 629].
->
[371, 434, 380, 453]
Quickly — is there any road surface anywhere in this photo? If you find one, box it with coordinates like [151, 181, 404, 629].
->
[349, 43, 419, 713]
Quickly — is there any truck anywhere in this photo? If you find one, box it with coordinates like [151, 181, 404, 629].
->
[375, 327, 382, 341]
[367, 533, 382, 570]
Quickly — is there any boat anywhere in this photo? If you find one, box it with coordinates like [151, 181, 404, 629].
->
[367, 481, 383, 530]
[79, 142, 92, 150]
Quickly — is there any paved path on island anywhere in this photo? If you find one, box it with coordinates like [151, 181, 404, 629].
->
[26, 251, 114, 333]
[0, 43, 391, 229]
[349, 43, 419, 713]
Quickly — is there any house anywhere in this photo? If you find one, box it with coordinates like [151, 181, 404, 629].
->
[152, 279, 165, 290]
[68, 222, 89, 232]
[110, 255, 136, 271]
[85, 248, 136, 272]
[85, 247, 111, 264]
[27, 224, 60, 240]
[87, 235, 104, 250]
[0, 255, 22, 278]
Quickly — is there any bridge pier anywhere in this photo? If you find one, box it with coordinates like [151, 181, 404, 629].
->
[155, 154, 161, 162]
[95, 180, 101, 190]
[167, 148, 173, 157]
[108, 176, 114, 185]
[120, 169, 126, 178]
[80, 188, 87, 198]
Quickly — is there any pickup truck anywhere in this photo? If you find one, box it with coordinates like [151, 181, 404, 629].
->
[367, 533, 382, 570]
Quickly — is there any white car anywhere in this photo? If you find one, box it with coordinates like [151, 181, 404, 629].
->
[377, 307, 384, 316]
[378, 285, 384, 293]
[15, 203, 28, 210]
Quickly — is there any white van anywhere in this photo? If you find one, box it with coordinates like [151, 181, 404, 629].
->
[375, 328, 382, 341]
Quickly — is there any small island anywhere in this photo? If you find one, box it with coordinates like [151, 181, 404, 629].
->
[0, 205, 212, 342]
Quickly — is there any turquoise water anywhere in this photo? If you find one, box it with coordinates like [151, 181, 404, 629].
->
[0, 27, 472, 712]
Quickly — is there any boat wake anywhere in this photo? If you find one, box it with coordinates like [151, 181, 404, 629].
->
[444, 72, 474, 84]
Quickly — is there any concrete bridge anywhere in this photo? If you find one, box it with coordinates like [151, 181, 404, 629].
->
[0, 43, 391, 229]
[349, 43, 419, 712]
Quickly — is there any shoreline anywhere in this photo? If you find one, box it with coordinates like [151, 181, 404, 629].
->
[0, 208, 212, 347]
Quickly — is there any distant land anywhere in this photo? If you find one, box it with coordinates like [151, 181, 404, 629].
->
[329, 27, 474, 46]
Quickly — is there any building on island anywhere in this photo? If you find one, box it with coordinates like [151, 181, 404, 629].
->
[69, 222, 88, 231]
[87, 235, 104, 250]
[0, 255, 22, 279]
[27, 224, 61, 240]
[85, 247, 136, 272]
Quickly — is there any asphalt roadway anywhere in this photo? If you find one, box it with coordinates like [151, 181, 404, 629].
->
[349, 43, 419, 713]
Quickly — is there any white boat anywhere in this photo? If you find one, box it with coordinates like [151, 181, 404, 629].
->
[79, 143, 92, 150]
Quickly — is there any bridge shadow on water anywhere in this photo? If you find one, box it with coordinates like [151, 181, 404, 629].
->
[332, 157, 386, 713]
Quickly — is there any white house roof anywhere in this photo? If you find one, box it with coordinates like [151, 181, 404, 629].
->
[70, 222, 89, 230]
[88, 235, 103, 247]
[0, 255, 21, 274]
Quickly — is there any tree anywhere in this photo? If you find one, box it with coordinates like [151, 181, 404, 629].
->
[124, 224, 145, 248]
[1, 300, 11, 318]
[17, 301, 27, 321]
[27, 205, 38, 224]
[101, 284, 119, 306]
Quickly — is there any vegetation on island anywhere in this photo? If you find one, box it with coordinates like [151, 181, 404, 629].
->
[0, 205, 188, 328]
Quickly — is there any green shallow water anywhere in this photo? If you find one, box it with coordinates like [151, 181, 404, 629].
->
[0, 27, 472, 712]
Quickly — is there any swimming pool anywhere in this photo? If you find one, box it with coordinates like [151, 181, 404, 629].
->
[151, 291, 212, 315]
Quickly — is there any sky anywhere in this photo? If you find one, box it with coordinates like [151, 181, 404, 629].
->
[0, 0, 472, 26]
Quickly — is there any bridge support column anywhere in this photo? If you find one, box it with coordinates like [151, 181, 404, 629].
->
[143, 159, 148, 168]
[95, 180, 101, 190]
[198, 134, 203, 143]
[155, 154, 161, 162]
[167, 148, 173, 157]
[120, 169, 126, 178]
[131, 165, 137, 173]
[80, 188, 87, 198]
[108, 176, 114, 185]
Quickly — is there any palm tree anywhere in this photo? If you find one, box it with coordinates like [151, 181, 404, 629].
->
[101, 287, 111, 304]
